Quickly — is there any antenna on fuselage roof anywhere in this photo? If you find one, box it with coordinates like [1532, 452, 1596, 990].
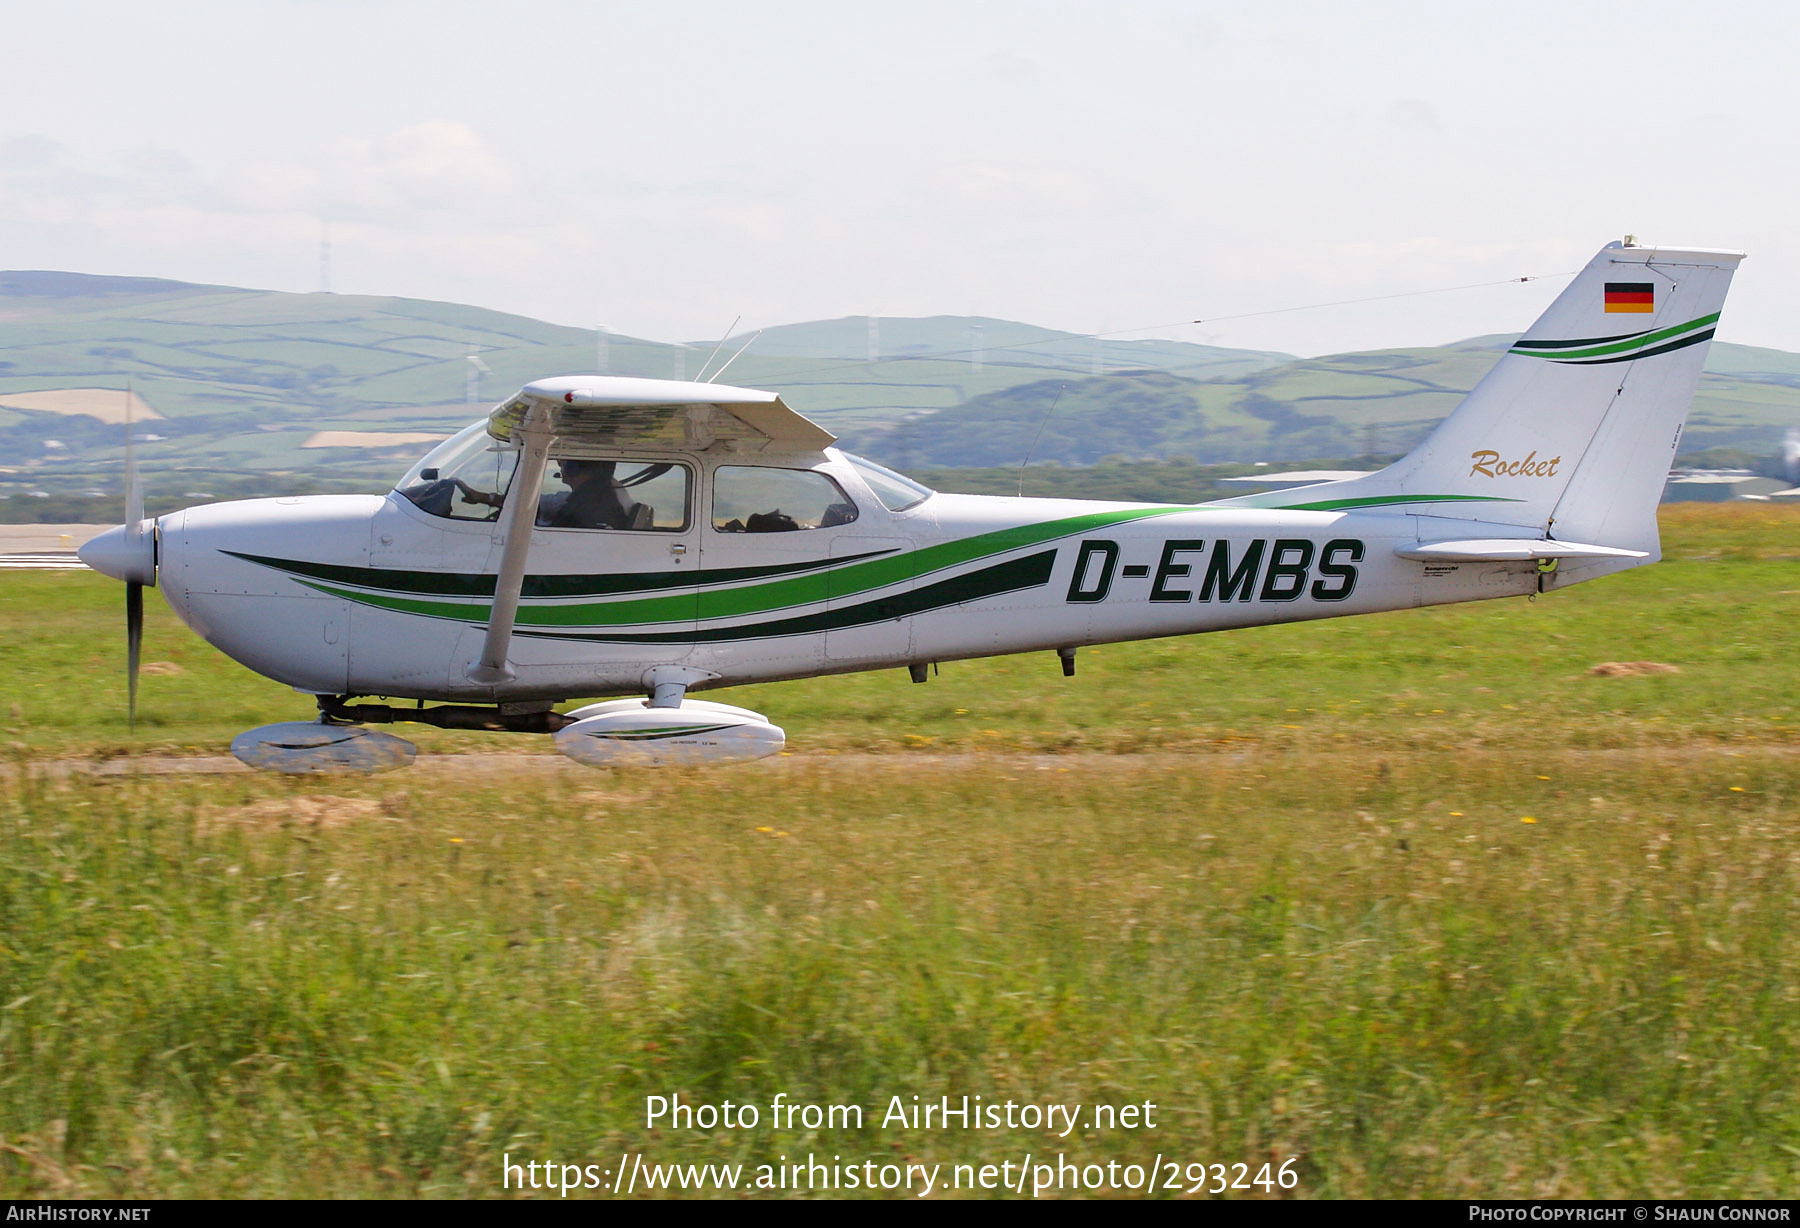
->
[692, 316, 742, 383]
[704, 329, 764, 386]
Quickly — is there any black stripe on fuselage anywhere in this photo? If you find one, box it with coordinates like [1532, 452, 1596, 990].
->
[517, 549, 1059, 644]
[1512, 326, 1655, 350]
[1548, 328, 1715, 365]
[222, 547, 898, 598]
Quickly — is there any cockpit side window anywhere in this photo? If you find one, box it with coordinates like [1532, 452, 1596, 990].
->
[535, 458, 691, 531]
[397, 424, 520, 521]
[712, 466, 859, 533]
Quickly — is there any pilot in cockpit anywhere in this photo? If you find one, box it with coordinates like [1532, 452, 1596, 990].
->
[450, 460, 627, 529]
[535, 459, 629, 529]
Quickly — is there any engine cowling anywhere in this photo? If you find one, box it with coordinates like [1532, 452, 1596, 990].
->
[553, 699, 785, 768]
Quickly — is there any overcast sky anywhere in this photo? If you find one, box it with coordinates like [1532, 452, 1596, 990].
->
[3, 0, 1794, 358]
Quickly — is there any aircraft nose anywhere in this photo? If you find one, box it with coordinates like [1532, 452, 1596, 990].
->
[78, 522, 157, 586]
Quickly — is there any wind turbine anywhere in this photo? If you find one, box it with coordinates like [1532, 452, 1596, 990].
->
[466, 348, 491, 404]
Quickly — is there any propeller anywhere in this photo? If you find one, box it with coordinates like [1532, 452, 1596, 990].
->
[77, 387, 158, 728]
[124, 416, 145, 727]
[127, 576, 143, 727]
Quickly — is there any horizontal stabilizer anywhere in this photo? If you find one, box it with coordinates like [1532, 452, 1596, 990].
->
[1395, 539, 1649, 563]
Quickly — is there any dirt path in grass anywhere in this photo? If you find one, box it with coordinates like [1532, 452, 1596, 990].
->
[20, 742, 1800, 781]
[33, 749, 1189, 779]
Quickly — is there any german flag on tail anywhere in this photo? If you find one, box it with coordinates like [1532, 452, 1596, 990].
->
[1604, 282, 1655, 313]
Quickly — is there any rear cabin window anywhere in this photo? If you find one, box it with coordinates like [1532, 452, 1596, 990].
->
[712, 466, 858, 533]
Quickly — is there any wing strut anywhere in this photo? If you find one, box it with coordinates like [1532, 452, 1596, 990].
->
[467, 403, 554, 685]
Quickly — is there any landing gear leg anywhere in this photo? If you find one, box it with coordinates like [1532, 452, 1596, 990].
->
[644, 665, 721, 709]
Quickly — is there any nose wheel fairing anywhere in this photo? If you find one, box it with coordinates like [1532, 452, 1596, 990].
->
[230, 721, 417, 775]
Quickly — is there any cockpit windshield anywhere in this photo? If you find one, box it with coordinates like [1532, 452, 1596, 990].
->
[844, 453, 933, 512]
[394, 422, 520, 521]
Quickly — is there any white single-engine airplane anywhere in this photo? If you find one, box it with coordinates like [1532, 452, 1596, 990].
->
[80, 240, 1741, 772]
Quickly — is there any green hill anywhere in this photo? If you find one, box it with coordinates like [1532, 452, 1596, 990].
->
[874, 339, 1800, 467]
[2, 271, 1795, 500]
[0, 274, 1287, 488]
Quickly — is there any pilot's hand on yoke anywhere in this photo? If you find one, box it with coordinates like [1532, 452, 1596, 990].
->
[454, 479, 501, 509]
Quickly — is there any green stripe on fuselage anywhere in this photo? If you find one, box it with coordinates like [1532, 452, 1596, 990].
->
[519, 549, 1058, 644]
[1267, 493, 1521, 513]
[1216, 491, 1522, 512]
[224, 547, 895, 598]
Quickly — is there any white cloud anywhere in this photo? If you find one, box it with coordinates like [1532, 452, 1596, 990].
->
[2, 4, 1797, 355]
[218, 121, 524, 224]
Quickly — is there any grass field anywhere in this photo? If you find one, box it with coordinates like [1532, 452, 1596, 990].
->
[0, 504, 1796, 1197]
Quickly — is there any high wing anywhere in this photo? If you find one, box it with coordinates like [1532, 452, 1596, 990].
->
[486, 376, 836, 454]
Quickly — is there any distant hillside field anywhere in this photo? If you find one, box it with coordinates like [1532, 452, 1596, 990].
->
[2, 270, 1795, 499]
[0, 388, 161, 423]
[300, 430, 449, 450]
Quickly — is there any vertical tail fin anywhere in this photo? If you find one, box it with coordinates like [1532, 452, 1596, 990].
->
[1224, 240, 1744, 558]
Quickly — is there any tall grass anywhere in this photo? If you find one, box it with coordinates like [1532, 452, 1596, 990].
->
[1, 750, 1795, 1197]
[1, 503, 1796, 1196]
